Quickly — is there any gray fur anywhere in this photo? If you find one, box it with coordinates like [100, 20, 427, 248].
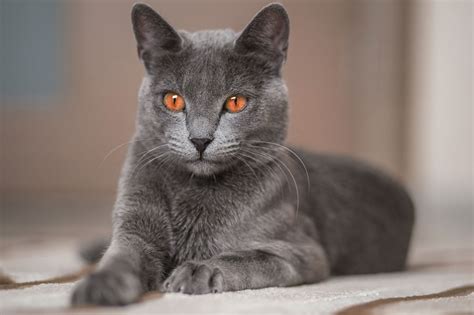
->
[71, 3, 414, 306]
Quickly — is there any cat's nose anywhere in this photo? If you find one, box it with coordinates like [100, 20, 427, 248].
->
[190, 137, 213, 155]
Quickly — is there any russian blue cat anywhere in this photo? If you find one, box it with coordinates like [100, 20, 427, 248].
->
[71, 3, 414, 306]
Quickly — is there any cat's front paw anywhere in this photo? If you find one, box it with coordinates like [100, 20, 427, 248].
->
[71, 270, 143, 306]
[162, 261, 224, 294]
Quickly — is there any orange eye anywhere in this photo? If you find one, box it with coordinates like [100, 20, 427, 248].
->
[163, 92, 185, 112]
[225, 95, 247, 113]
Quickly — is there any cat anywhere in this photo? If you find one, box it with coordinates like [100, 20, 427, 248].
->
[71, 3, 414, 306]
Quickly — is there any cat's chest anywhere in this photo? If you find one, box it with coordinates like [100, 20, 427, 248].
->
[168, 185, 244, 263]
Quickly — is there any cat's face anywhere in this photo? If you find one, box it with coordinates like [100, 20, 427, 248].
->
[132, 3, 289, 176]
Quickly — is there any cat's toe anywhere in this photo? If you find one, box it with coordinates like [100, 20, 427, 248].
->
[71, 270, 142, 306]
[163, 262, 224, 294]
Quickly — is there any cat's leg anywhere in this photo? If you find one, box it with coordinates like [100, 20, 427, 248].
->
[71, 237, 145, 305]
[162, 240, 329, 294]
[71, 197, 172, 306]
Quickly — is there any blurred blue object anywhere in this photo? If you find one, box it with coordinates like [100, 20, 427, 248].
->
[1, 0, 64, 107]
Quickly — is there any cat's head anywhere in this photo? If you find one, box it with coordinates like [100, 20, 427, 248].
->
[132, 3, 290, 176]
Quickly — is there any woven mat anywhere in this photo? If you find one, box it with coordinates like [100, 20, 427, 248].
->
[1, 238, 473, 315]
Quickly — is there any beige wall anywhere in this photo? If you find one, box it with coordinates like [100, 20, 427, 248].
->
[407, 0, 472, 246]
[0, 0, 407, 195]
[408, 0, 473, 202]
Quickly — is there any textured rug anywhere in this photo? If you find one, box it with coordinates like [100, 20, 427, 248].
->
[0, 238, 473, 315]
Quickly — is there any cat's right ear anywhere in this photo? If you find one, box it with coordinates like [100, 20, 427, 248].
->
[131, 4, 182, 65]
[235, 4, 289, 66]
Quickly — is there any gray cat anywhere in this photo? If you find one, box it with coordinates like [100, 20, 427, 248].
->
[71, 3, 414, 306]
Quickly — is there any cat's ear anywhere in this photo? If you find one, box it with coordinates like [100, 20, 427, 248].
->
[235, 3, 289, 63]
[131, 3, 182, 64]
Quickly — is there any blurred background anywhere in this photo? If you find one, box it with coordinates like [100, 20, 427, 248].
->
[1, 0, 472, 254]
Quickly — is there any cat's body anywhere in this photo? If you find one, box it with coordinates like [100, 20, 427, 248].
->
[120, 143, 412, 276]
[72, 3, 414, 306]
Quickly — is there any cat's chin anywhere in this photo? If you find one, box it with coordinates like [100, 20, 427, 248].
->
[186, 160, 226, 177]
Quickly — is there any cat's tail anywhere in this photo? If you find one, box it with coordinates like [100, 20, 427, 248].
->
[78, 238, 110, 264]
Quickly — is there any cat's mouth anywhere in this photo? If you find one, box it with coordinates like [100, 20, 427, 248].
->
[191, 157, 209, 164]
[190, 157, 219, 167]
[187, 157, 227, 176]
[190, 153, 225, 164]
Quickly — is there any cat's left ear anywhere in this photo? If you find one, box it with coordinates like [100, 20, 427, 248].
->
[235, 3, 289, 64]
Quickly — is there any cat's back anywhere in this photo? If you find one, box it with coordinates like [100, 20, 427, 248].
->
[298, 150, 413, 208]
[296, 149, 415, 274]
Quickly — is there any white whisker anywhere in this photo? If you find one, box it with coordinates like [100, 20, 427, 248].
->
[248, 140, 310, 192]
[235, 154, 263, 193]
[135, 143, 169, 167]
[132, 151, 170, 178]
[245, 146, 300, 220]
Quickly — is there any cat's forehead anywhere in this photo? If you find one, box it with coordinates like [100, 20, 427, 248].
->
[180, 30, 237, 71]
[149, 29, 272, 97]
[151, 30, 259, 94]
[180, 29, 237, 50]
